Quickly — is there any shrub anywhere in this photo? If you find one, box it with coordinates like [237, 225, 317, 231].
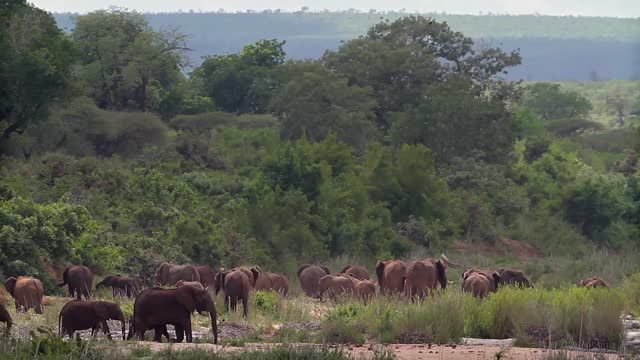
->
[254, 290, 279, 313]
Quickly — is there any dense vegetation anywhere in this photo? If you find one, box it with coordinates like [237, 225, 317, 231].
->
[52, 11, 640, 81]
[2, 4, 640, 292]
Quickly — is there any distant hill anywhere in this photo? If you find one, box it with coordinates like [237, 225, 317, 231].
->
[53, 12, 640, 81]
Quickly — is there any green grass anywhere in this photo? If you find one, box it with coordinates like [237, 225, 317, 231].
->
[317, 286, 624, 349]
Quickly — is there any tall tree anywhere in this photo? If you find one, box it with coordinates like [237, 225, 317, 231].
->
[269, 61, 377, 148]
[324, 15, 521, 130]
[73, 9, 188, 115]
[193, 39, 285, 113]
[0, 0, 75, 150]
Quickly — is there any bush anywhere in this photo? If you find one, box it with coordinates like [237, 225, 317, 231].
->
[254, 290, 279, 313]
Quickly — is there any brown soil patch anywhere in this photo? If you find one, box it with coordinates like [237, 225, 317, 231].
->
[501, 238, 538, 259]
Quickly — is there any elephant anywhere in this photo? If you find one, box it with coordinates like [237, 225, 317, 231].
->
[581, 277, 609, 288]
[354, 279, 376, 304]
[462, 272, 494, 299]
[404, 258, 447, 301]
[58, 265, 94, 300]
[297, 264, 330, 298]
[129, 286, 217, 344]
[233, 266, 262, 287]
[375, 260, 407, 294]
[155, 263, 201, 286]
[0, 303, 12, 333]
[462, 268, 501, 293]
[96, 275, 142, 298]
[195, 265, 216, 289]
[254, 272, 289, 296]
[497, 268, 533, 288]
[4, 276, 44, 314]
[318, 274, 355, 302]
[339, 265, 370, 280]
[214, 269, 252, 317]
[176, 280, 205, 290]
[58, 300, 126, 340]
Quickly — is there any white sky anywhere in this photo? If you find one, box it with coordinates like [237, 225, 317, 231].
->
[32, 0, 640, 17]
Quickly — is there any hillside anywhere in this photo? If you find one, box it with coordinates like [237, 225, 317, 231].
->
[53, 12, 640, 80]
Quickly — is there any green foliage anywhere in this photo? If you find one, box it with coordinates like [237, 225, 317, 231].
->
[193, 39, 285, 113]
[2, 7, 640, 285]
[0, 0, 75, 152]
[270, 61, 377, 148]
[523, 83, 593, 121]
[254, 290, 279, 313]
[72, 9, 188, 116]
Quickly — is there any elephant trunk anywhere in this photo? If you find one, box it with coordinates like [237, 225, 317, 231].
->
[435, 261, 447, 289]
[209, 304, 218, 344]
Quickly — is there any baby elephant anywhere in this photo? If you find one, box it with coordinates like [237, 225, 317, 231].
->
[59, 300, 126, 340]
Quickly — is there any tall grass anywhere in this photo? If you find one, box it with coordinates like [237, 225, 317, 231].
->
[320, 286, 624, 349]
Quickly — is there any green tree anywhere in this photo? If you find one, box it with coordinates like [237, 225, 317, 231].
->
[193, 39, 285, 113]
[324, 15, 521, 130]
[73, 9, 188, 115]
[270, 61, 377, 147]
[390, 77, 517, 164]
[0, 0, 75, 151]
[523, 83, 593, 121]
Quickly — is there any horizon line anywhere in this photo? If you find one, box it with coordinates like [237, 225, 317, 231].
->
[48, 8, 640, 19]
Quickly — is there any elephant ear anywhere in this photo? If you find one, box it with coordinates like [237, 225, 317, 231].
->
[250, 267, 261, 283]
[155, 263, 169, 285]
[491, 272, 502, 288]
[375, 261, 386, 285]
[320, 266, 330, 275]
[4, 277, 16, 297]
[339, 265, 352, 274]
[462, 270, 472, 281]
[297, 264, 311, 278]
[176, 286, 196, 313]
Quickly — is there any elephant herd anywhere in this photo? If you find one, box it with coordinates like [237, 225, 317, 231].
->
[0, 258, 614, 343]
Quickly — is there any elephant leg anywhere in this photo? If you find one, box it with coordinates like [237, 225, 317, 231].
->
[183, 321, 193, 343]
[101, 320, 112, 340]
[153, 327, 163, 342]
[35, 301, 43, 315]
[230, 297, 237, 313]
[173, 325, 185, 343]
[242, 296, 248, 317]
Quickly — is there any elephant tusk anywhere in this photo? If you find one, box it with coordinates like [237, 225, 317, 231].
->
[447, 280, 454, 284]
[440, 254, 462, 269]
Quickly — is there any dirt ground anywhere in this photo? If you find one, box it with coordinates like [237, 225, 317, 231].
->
[130, 342, 626, 360]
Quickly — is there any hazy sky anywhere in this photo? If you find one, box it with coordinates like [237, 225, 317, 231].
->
[32, 0, 640, 18]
